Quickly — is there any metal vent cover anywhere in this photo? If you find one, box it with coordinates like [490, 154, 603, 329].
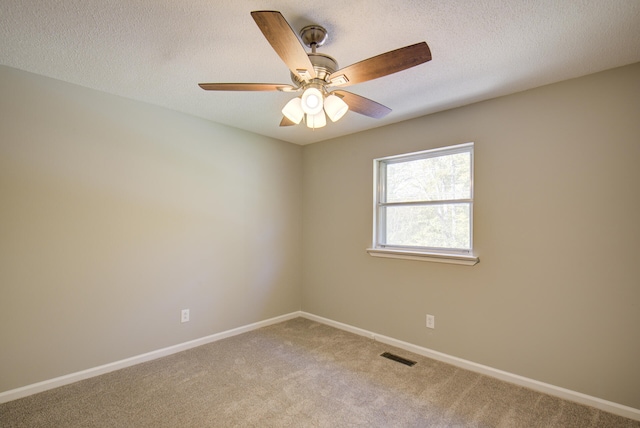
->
[380, 352, 417, 367]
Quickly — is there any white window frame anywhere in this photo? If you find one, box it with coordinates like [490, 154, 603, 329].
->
[367, 143, 479, 265]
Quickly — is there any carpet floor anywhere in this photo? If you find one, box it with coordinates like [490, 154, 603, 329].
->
[1, 317, 638, 427]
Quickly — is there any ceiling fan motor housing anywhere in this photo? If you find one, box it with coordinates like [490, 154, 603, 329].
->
[290, 53, 338, 88]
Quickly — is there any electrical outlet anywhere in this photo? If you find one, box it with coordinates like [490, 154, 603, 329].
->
[426, 314, 435, 329]
[181, 309, 190, 323]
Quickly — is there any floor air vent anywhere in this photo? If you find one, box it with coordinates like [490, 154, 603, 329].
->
[380, 352, 417, 367]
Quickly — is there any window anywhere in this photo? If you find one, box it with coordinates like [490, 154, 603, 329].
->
[368, 143, 478, 265]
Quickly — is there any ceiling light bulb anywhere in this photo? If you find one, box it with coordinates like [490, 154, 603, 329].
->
[306, 111, 326, 129]
[324, 94, 349, 122]
[301, 87, 324, 115]
[281, 97, 304, 124]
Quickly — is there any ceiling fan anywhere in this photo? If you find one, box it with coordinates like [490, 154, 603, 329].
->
[199, 11, 432, 129]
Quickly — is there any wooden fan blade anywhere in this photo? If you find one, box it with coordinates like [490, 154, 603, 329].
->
[251, 11, 316, 81]
[333, 90, 391, 119]
[329, 42, 431, 87]
[198, 83, 295, 91]
[280, 116, 296, 127]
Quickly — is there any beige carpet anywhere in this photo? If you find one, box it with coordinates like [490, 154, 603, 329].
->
[1, 317, 638, 427]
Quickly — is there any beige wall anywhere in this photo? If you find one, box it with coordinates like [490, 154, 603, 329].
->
[0, 66, 302, 392]
[301, 63, 640, 409]
[2, 62, 639, 410]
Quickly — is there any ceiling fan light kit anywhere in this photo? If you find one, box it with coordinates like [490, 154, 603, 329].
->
[282, 88, 350, 129]
[199, 10, 432, 130]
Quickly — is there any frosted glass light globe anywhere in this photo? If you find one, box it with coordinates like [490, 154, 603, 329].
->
[301, 87, 324, 115]
[281, 97, 304, 124]
[306, 111, 327, 129]
[324, 94, 349, 122]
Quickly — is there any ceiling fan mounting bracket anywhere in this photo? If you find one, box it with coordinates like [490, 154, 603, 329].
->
[300, 25, 328, 49]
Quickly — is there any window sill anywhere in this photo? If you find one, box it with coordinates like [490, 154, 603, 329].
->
[366, 248, 479, 266]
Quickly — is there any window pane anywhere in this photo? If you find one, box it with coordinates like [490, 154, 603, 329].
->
[383, 204, 471, 250]
[386, 152, 471, 202]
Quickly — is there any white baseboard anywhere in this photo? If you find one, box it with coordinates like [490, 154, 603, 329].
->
[0, 311, 301, 404]
[3, 310, 638, 422]
[300, 311, 640, 422]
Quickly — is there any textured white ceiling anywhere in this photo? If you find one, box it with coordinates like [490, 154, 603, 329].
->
[1, 1, 639, 145]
